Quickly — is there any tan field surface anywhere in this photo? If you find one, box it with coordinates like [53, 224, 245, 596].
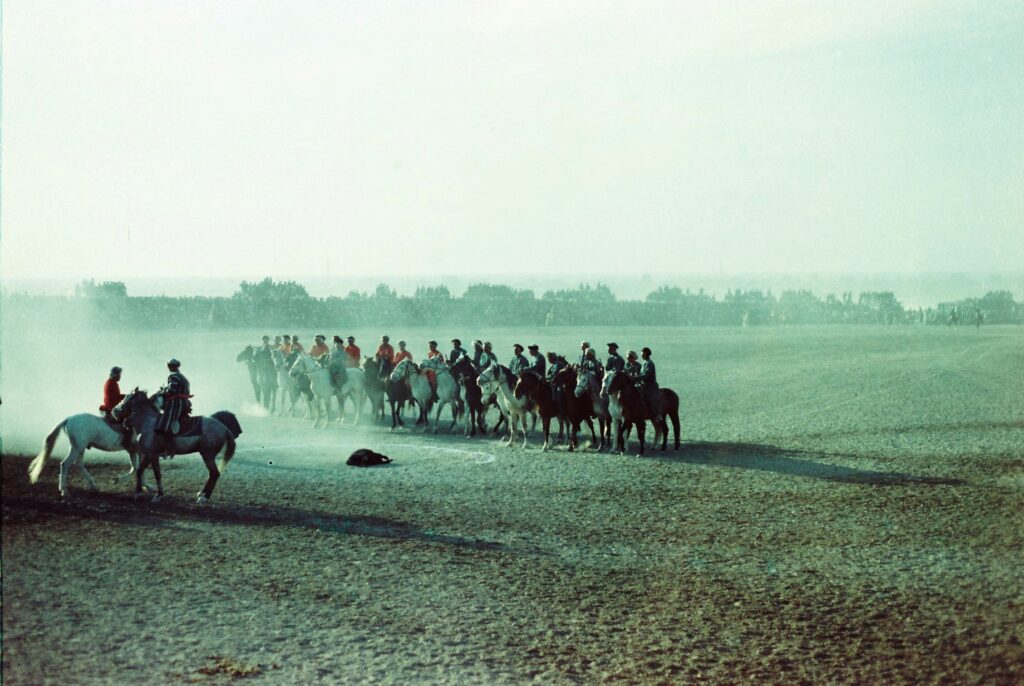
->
[3, 325, 1023, 684]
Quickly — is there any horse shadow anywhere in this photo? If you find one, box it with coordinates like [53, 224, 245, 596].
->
[3, 487, 517, 553]
[661, 442, 964, 486]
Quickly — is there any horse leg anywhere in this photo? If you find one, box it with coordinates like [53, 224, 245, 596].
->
[583, 418, 597, 449]
[617, 421, 627, 454]
[78, 455, 99, 491]
[636, 420, 646, 457]
[150, 449, 165, 503]
[433, 401, 445, 434]
[671, 411, 681, 449]
[135, 451, 149, 499]
[449, 401, 459, 433]
[196, 451, 219, 504]
[58, 446, 84, 498]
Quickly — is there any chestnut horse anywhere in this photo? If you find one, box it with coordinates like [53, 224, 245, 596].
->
[513, 371, 562, 451]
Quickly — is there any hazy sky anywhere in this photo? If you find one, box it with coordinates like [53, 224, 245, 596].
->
[2, 1, 1022, 280]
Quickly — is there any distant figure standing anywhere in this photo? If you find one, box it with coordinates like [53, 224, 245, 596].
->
[974, 308, 984, 329]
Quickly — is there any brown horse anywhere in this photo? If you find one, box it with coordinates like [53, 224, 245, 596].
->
[603, 371, 652, 454]
[513, 371, 561, 451]
[450, 356, 487, 437]
[602, 371, 681, 453]
[552, 366, 599, 451]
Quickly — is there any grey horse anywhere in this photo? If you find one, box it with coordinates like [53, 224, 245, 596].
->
[113, 389, 241, 504]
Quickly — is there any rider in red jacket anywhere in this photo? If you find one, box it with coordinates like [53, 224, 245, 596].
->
[100, 367, 125, 415]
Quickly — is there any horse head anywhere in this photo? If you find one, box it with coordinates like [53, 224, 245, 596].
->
[289, 354, 314, 377]
[574, 369, 596, 398]
[514, 372, 537, 400]
[112, 387, 152, 422]
[389, 359, 415, 382]
[600, 370, 614, 398]
[236, 346, 254, 363]
[606, 370, 630, 396]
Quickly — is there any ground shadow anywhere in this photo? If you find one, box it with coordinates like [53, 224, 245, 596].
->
[785, 420, 1023, 441]
[3, 491, 515, 551]
[661, 442, 965, 486]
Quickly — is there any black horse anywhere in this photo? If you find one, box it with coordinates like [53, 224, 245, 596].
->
[552, 366, 599, 451]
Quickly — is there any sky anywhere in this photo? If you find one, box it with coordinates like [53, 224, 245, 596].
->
[1, 0, 1022, 282]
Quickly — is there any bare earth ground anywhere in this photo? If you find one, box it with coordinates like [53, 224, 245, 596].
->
[2, 326, 1023, 684]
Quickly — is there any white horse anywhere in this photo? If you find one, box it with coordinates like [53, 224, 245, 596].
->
[334, 367, 366, 424]
[274, 349, 304, 417]
[420, 357, 464, 433]
[390, 359, 433, 430]
[29, 412, 144, 499]
[574, 368, 612, 450]
[477, 364, 532, 447]
[289, 354, 333, 428]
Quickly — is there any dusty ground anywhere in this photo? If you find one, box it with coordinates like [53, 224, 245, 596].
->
[2, 326, 1023, 684]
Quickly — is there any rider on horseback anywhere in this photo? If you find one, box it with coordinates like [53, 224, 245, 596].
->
[328, 336, 349, 391]
[638, 347, 661, 420]
[524, 344, 546, 377]
[156, 359, 192, 439]
[376, 335, 396, 377]
[100, 366, 132, 449]
[509, 344, 530, 375]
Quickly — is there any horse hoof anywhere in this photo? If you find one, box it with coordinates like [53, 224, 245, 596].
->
[196, 493, 209, 505]
[151, 494, 163, 504]
[133, 492, 144, 500]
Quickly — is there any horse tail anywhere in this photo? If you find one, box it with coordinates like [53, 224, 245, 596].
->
[219, 434, 236, 473]
[30, 418, 67, 483]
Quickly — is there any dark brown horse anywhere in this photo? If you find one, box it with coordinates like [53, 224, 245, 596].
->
[450, 355, 487, 437]
[513, 371, 561, 451]
[360, 357, 388, 423]
[552, 366, 599, 451]
[602, 371, 681, 453]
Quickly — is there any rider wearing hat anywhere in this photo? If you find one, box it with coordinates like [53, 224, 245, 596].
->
[605, 342, 625, 374]
[638, 347, 660, 419]
[523, 344, 546, 377]
[509, 343, 530, 375]
[157, 359, 192, 436]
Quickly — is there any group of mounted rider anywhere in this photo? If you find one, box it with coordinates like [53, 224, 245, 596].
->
[239, 332, 674, 454]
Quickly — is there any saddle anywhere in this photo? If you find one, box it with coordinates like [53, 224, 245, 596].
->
[102, 412, 128, 432]
[167, 417, 203, 437]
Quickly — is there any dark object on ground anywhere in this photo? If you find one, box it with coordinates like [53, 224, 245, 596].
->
[347, 449, 392, 467]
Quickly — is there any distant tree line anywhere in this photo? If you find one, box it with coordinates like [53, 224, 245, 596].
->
[4, 277, 1022, 329]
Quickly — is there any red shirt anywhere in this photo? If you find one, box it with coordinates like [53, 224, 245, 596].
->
[345, 344, 361, 367]
[393, 350, 412, 365]
[376, 343, 395, 363]
[101, 378, 123, 412]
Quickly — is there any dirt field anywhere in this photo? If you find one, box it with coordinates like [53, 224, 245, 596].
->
[2, 325, 1023, 684]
